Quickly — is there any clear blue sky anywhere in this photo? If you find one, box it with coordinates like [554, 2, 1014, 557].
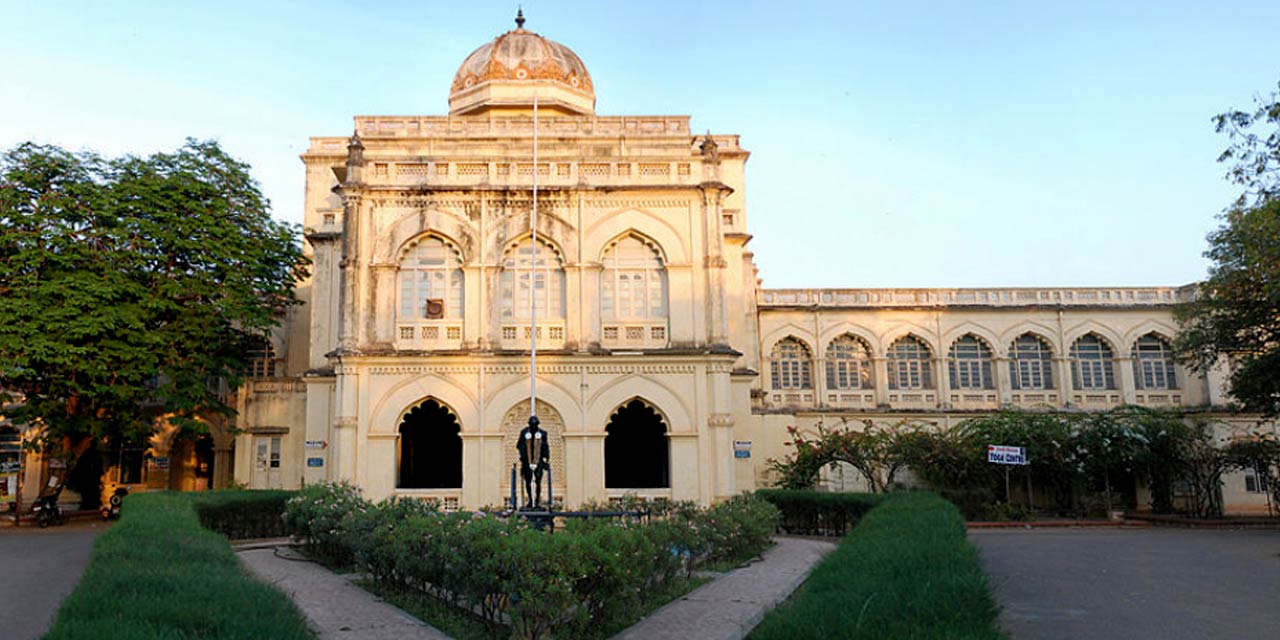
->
[3, 0, 1278, 288]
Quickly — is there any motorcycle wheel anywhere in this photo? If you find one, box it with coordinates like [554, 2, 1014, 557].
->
[36, 510, 51, 528]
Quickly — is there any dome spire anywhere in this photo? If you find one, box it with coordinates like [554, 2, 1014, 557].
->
[515, 7, 525, 30]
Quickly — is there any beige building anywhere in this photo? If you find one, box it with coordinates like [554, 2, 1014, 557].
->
[232, 19, 1274, 514]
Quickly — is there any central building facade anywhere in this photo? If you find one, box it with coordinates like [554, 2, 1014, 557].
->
[238, 20, 754, 508]
[235, 18, 1264, 513]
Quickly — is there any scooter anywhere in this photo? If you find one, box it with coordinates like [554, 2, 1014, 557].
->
[100, 486, 129, 520]
[32, 484, 66, 528]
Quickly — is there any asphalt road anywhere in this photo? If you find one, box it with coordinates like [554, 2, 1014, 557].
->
[0, 521, 106, 640]
[970, 527, 1280, 640]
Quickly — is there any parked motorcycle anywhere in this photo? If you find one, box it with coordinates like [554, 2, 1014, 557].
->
[33, 484, 66, 528]
[100, 486, 129, 520]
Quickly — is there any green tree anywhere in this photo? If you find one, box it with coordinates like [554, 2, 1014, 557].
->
[0, 140, 306, 455]
[1176, 85, 1280, 416]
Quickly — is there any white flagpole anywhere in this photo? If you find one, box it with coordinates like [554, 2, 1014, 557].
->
[530, 94, 538, 419]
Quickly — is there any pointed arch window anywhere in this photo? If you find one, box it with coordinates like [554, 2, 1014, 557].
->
[1071, 334, 1116, 390]
[501, 237, 565, 320]
[1133, 334, 1177, 390]
[398, 237, 464, 320]
[1009, 334, 1054, 390]
[770, 338, 812, 390]
[825, 335, 872, 390]
[601, 235, 668, 320]
[888, 336, 933, 390]
[948, 335, 994, 390]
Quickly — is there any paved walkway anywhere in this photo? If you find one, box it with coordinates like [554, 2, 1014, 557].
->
[238, 536, 834, 640]
[238, 546, 451, 640]
[0, 521, 108, 640]
[970, 528, 1280, 639]
[611, 537, 836, 640]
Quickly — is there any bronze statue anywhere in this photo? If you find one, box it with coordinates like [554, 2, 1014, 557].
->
[517, 415, 550, 509]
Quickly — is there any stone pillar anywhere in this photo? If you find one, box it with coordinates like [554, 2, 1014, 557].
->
[463, 265, 485, 348]
[212, 446, 233, 490]
[564, 264, 585, 350]
[995, 356, 1013, 405]
[1056, 356, 1074, 407]
[337, 133, 365, 351]
[1117, 356, 1138, 404]
[873, 357, 890, 407]
[934, 357, 951, 409]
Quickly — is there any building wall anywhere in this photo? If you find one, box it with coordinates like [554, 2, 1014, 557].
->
[230, 66, 1273, 516]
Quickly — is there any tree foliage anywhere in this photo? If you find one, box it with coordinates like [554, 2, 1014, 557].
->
[0, 140, 307, 448]
[770, 408, 1267, 519]
[768, 419, 934, 493]
[1214, 81, 1280, 205]
[1176, 85, 1280, 416]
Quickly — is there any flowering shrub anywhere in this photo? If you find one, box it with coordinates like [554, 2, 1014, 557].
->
[282, 481, 368, 566]
[283, 488, 780, 639]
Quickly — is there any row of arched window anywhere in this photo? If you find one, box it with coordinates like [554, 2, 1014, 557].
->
[398, 235, 668, 323]
[770, 332, 1178, 392]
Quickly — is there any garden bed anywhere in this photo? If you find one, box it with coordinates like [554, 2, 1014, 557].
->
[284, 483, 780, 639]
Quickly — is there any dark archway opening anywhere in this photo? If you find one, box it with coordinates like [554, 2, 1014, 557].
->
[398, 399, 462, 489]
[194, 434, 215, 491]
[604, 399, 669, 489]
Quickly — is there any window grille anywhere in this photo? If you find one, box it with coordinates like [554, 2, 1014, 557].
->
[399, 237, 464, 321]
[770, 338, 812, 390]
[500, 238, 565, 320]
[1010, 334, 1054, 390]
[246, 340, 280, 379]
[601, 235, 667, 321]
[1071, 334, 1115, 390]
[887, 336, 932, 390]
[825, 335, 872, 390]
[948, 335, 994, 390]
[1132, 334, 1177, 390]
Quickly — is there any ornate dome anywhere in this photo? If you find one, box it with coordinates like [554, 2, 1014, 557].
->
[448, 12, 595, 116]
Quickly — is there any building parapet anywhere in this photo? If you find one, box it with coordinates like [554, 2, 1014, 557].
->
[758, 286, 1196, 309]
[328, 115, 701, 142]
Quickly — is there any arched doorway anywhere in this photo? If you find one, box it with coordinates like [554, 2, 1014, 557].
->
[398, 399, 462, 489]
[604, 399, 669, 489]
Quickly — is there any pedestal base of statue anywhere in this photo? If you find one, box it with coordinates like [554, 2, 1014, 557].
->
[516, 507, 555, 531]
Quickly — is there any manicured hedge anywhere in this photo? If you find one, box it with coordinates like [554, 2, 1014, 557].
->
[755, 489, 881, 536]
[284, 483, 780, 639]
[44, 492, 313, 640]
[193, 490, 295, 540]
[750, 492, 1003, 640]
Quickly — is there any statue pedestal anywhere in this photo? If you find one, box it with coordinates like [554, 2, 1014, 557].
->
[516, 508, 554, 531]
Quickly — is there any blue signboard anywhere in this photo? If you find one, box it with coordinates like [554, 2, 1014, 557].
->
[306, 457, 325, 468]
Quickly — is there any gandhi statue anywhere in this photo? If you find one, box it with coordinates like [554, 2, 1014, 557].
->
[517, 416, 550, 509]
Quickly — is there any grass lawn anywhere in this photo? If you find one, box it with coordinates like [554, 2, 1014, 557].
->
[43, 492, 313, 640]
[750, 492, 1004, 640]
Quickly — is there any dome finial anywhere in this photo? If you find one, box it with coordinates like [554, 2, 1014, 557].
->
[515, 7, 525, 30]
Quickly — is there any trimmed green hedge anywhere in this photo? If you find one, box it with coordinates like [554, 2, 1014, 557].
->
[755, 489, 881, 536]
[751, 492, 1003, 640]
[44, 492, 313, 640]
[193, 490, 295, 540]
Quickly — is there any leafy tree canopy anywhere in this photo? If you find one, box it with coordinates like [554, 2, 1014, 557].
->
[1176, 84, 1280, 417]
[0, 140, 307, 448]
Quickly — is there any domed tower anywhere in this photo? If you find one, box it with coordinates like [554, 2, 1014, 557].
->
[448, 11, 595, 116]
